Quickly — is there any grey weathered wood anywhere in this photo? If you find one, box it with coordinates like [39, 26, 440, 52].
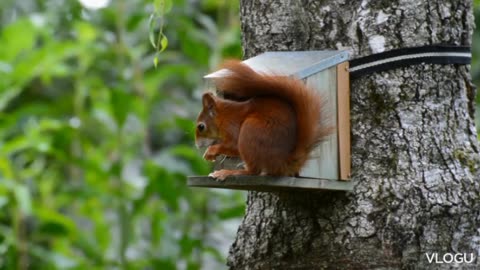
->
[187, 176, 354, 192]
[228, 1, 480, 269]
[301, 66, 339, 179]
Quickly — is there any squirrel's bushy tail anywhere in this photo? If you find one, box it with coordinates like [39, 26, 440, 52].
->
[215, 60, 332, 173]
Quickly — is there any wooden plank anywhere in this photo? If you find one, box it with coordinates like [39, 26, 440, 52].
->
[187, 176, 354, 192]
[337, 62, 351, 180]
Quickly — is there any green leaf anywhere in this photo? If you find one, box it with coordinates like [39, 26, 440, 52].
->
[0, 154, 15, 179]
[175, 117, 195, 137]
[110, 88, 131, 128]
[154, 0, 172, 14]
[154, 0, 164, 13]
[144, 161, 181, 210]
[152, 258, 176, 270]
[0, 87, 22, 112]
[154, 54, 159, 68]
[159, 34, 168, 52]
[218, 205, 245, 220]
[35, 208, 77, 238]
[7, 40, 81, 99]
[75, 21, 97, 43]
[0, 19, 37, 62]
[179, 235, 201, 256]
[127, 13, 144, 31]
[164, 0, 173, 13]
[148, 14, 157, 49]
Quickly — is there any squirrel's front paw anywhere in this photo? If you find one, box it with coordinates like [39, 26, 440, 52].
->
[209, 170, 229, 181]
[203, 151, 217, 162]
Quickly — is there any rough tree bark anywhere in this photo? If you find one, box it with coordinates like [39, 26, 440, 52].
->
[227, 1, 480, 269]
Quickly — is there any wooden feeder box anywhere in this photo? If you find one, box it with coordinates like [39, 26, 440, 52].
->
[188, 50, 352, 192]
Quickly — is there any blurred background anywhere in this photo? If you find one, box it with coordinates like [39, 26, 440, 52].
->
[0, 0, 243, 269]
[1, 0, 480, 269]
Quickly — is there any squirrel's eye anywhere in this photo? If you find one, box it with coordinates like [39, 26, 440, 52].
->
[197, 123, 206, 132]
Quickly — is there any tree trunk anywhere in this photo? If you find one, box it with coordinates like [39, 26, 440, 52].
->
[227, 1, 480, 269]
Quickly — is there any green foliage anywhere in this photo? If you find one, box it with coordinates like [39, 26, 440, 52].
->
[0, 0, 243, 269]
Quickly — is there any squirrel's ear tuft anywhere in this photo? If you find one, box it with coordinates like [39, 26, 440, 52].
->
[202, 92, 216, 115]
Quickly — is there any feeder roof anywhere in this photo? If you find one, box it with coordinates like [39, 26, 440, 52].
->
[205, 50, 349, 79]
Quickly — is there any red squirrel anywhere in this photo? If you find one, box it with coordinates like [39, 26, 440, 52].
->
[195, 60, 331, 180]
